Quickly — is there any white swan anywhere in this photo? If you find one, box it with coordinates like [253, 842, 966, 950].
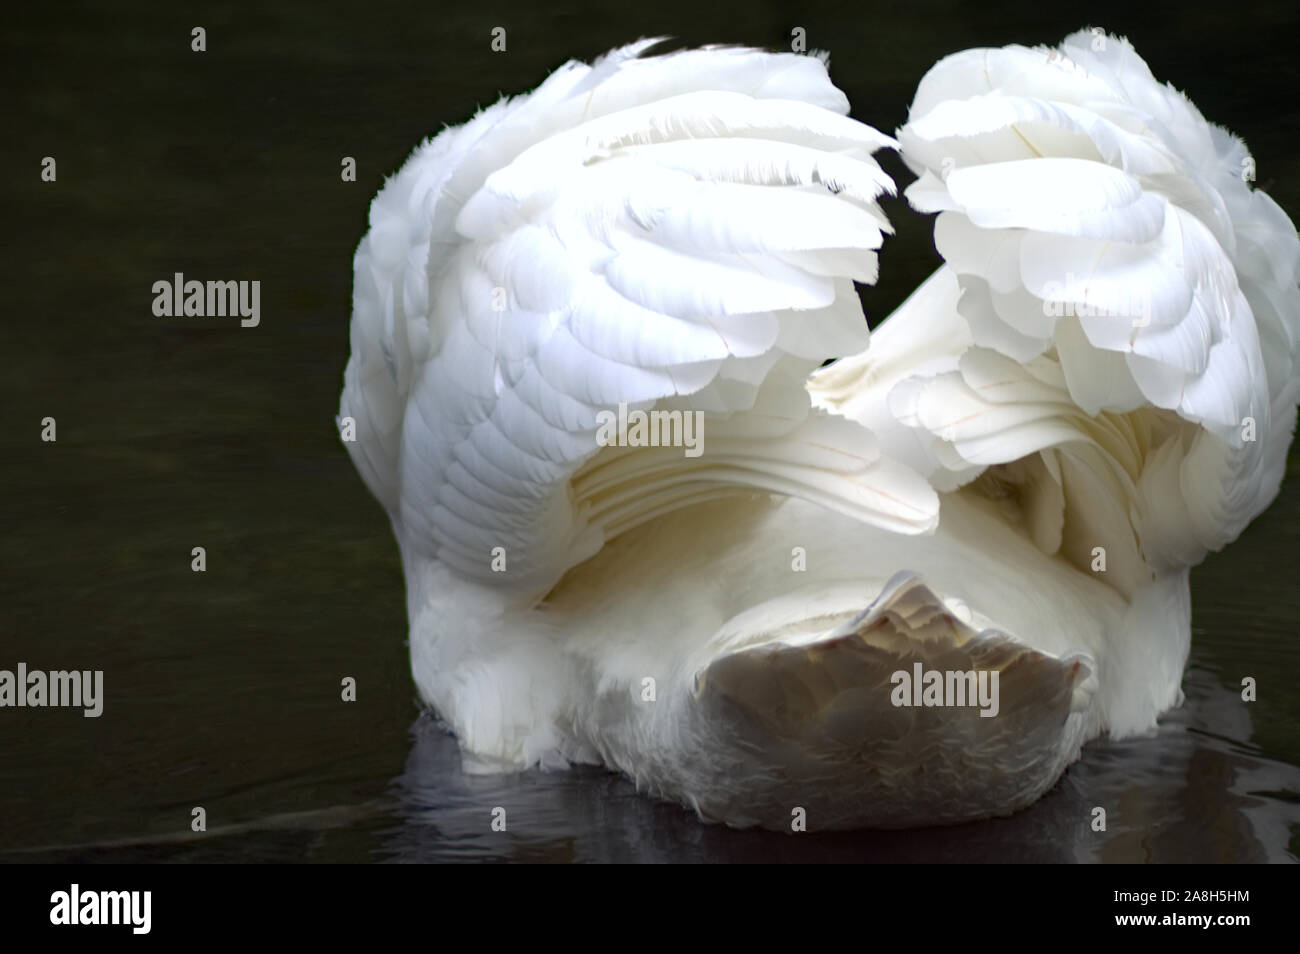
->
[339, 33, 1298, 829]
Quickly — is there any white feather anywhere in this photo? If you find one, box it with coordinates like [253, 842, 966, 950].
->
[342, 34, 1297, 832]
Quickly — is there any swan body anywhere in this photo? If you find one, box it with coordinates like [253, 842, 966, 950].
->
[342, 34, 1298, 829]
[813, 29, 1299, 748]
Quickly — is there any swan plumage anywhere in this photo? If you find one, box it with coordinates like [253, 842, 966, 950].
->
[884, 30, 1298, 571]
[341, 33, 1298, 828]
[812, 28, 1299, 741]
[341, 41, 934, 598]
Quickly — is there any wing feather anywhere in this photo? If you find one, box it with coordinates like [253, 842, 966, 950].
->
[341, 44, 936, 597]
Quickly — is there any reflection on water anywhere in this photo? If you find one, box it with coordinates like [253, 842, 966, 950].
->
[3, 1, 1299, 863]
[379, 663, 1300, 863]
[8, 656, 1297, 863]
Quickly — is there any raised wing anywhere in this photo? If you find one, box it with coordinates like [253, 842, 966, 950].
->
[341, 42, 938, 597]
[815, 30, 1299, 583]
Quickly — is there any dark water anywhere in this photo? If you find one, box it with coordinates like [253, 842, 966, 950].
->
[3, 0, 1298, 862]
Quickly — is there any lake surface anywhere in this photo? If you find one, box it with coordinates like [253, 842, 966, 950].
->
[3, 0, 1298, 862]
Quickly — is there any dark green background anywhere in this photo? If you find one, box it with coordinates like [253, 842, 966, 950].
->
[2, 0, 1297, 861]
